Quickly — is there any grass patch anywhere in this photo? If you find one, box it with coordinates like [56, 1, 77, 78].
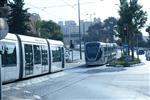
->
[109, 56, 141, 67]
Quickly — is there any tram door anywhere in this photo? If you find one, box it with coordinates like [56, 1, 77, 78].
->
[24, 44, 34, 76]
[33, 45, 42, 75]
[41, 45, 49, 73]
[51, 45, 63, 72]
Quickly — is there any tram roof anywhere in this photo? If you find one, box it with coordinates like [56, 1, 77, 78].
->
[85, 41, 117, 47]
[47, 39, 63, 46]
[1, 33, 64, 45]
[2, 33, 18, 41]
[18, 34, 47, 44]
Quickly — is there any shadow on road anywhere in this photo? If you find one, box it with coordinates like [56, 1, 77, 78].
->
[80, 67, 126, 74]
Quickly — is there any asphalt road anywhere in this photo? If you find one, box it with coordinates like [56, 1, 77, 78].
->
[2, 55, 150, 100]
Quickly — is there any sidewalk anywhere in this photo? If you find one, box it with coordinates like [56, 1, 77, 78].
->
[2, 60, 85, 100]
[64, 59, 85, 69]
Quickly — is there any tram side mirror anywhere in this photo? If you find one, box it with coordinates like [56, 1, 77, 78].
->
[0, 18, 8, 40]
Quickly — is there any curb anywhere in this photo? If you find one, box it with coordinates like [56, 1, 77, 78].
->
[106, 62, 145, 67]
[64, 60, 85, 70]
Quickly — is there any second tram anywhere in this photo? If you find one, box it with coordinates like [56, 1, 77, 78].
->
[85, 42, 117, 66]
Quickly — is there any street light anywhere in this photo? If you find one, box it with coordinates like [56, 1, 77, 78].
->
[86, 13, 95, 26]
[136, 34, 139, 59]
[0, 18, 8, 100]
[0, 1, 9, 99]
[78, 0, 82, 59]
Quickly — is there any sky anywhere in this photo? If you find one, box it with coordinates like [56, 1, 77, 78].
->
[24, 0, 150, 36]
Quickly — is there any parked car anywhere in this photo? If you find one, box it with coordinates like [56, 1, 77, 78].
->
[137, 49, 145, 55]
[145, 50, 150, 61]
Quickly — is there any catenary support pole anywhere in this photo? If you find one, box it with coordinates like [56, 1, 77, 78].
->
[78, 0, 82, 60]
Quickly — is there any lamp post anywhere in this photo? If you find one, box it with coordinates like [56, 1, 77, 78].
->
[0, 0, 9, 99]
[0, 18, 8, 100]
[78, 0, 82, 59]
[136, 34, 139, 59]
[86, 13, 95, 26]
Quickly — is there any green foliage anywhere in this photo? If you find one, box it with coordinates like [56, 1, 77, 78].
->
[118, 0, 147, 59]
[27, 19, 41, 37]
[40, 20, 63, 41]
[109, 57, 140, 67]
[85, 22, 104, 42]
[118, 0, 147, 44]
[103, 17, 118, 42]
[146, 25, 150, 47]
[0, 0, 7, 7]
[84, 17, 118, 42]
[7, 0, 30, 35]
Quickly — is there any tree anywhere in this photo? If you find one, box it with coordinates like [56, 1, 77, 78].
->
[103, 17, 118, 42]
[28, 20, 41, 37]
[86, 22, 104, 42]
[7, 0, 30, 35]
[146, 25, 150, 47]
[40, 20, 63, 41]
[118, 0, 147, 59]
[0, 0, 7, 7]
[85, 17, 117, 42]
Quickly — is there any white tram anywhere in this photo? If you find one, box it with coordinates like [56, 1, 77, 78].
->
[0, 33, 65, 83]
[85, 41, 117, 66]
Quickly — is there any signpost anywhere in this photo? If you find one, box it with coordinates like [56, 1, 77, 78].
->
[123, 24, 129, 67]
[0, 18, 8, 100]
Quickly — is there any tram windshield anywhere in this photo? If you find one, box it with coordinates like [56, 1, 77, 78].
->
[86, 43, 100, 59]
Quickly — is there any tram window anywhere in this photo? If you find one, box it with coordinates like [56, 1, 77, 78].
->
[24, 44, 33, 75]
[86, 43, 99, 58]
[52, 46, 62, 62]
[33, 45, 41, 64]
[104, 47, 107, 54]
[2, 42, 17, 67]
[41, 45, 48, 65]
[108, 47, 111, 52]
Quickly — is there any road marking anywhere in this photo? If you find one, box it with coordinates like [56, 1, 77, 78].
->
[3, 72, 67, 92]
[50, 72, 67, 78]
[24, 90, 31, 94]
[33, 95, 42, 100]
[2, 86, 11, 91]
[12, 87, 20, 90]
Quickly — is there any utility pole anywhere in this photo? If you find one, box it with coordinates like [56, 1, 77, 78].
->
[0, 0, 9, 99]
[78, 0, 82, 59]
[136, 34, 139, 59]
[86, 13, 95, 26]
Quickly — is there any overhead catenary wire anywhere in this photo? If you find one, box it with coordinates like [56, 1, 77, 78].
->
[26, 1, 99, 9]
[26, 3, 62, 21]
[25, 0, 103, 21]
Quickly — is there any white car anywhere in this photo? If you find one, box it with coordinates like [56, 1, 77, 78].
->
[145, 50, 150, 61]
